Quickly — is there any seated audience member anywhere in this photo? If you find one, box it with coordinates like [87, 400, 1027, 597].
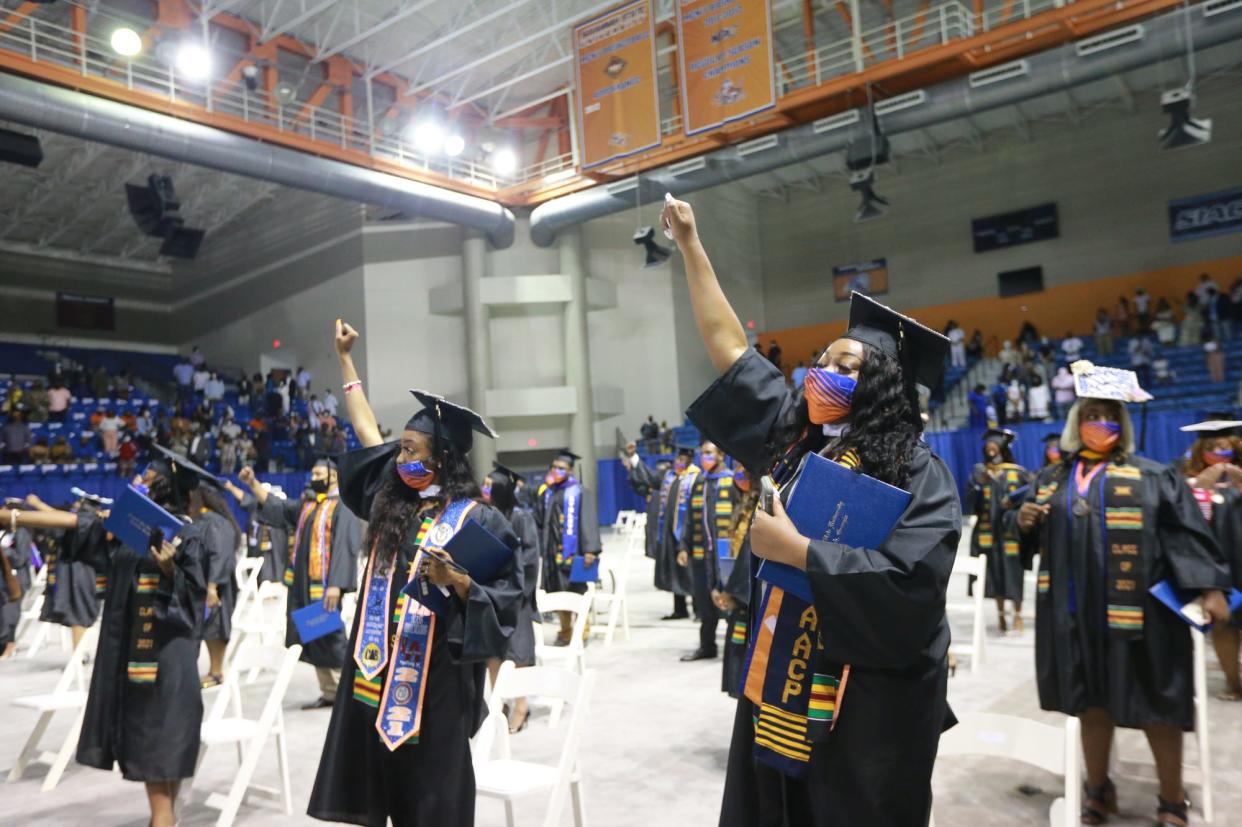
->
[50, 436, 74, 463]
[28, 437, 50, 464]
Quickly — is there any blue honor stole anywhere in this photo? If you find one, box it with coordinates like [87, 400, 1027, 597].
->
[373, 498, 477, 752]
[558, 479, 581, 565]
[673, 466, 701, 541]
[656, 470, 676, 537]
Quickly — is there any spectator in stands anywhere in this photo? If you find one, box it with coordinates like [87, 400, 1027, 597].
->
[968, 384, 989, 429]
[277, 376, 291, 414]
[1036, 336, 1054, 362]
[1232, 278, 1242, 334]
[28, 437, 49, 464]
[204, 371, 225, 402]
[2, 411, 31, 463]
[253, 426, 271, 472]
[1061, 330, 1084, 362]
[235, 432, 254, 470]
[117, 434, 137, 478]
[640, 415, 659, 453]
[1195, 272, 1220, 304]
[90, 365, 110, 399]
[1152, 298, 1179, 345]
[22, 379, 48, 424]
[765, 339, 782, 373]
[173, 357, 194, 402]
[218, 432, 239, 476]
[76, 431, 96, 457]
[134, 406, 152, 438]
[89, 407, 104, 430]
[295, 365, 312, 401]
[294, 416, 318, 470]
[991, 374, 1010, 426]
[1114, 295, 1132, 336]
[47, 379, 71, 423]
[998, 340, 1018, 369]
[71, 371, 90, 399]
[790, 361, 808, 389]
[307, 394, 324, 429]
[1133, 287, 1151, 332]
[659, 420, 673, 453]
[328, 426, 347, 456]
[946, 321, 966, 368]
[49, 435, 73, 463]
[1005, 379, 1025, 423]
[323, 387, 338, 419]
[187, 422, 213, 467]
[1180, 292, 1205, 346]
[1206, 286, 1232, 342]
[1016, 321, 1037, 349]
[1205, 336, 1227, 384]
[1094, 308, 1114, 356]
[967, 329, 984, 360]
[190, 344, 206, 368]
[1027, 374, 1051, 421]
[98, 408, 123, 457]
[1051, 366, 1076, 418]
[111, 369, 132, 401]
[237, 373, 253, 407]
[192, 363, 210, 395]
[1152, 353, 1176, 386]
[1128, 334, 1154, 388]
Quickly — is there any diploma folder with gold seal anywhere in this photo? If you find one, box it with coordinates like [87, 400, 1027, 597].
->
[756, 452, 911, 603]
[103, 484, 186, 557]
[402, 518, 514, 615]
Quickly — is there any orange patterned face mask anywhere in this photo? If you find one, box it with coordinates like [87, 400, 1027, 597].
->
[1080, 420, 1121, 454]
[804, 368, 856, 425]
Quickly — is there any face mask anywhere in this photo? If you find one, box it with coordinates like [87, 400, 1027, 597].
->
[674, 459, 688, 472]
[397, 460, 435, 491]
[700, 453, 718, 472]
[309, 478, 329, 495]
[986, 453, 1002, 465]
[1046, 447, 1062, 463]
[804, 367, 856, 425]
[1205, 448, 1234, 466]
[480, 480, 492, 502]
[734, 470, 751, 491]
[546, 467, 568, 486]
[132, 479, 150, 497]
[1080, 420, 1121, 454]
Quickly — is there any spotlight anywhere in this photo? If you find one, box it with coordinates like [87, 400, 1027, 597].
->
[491, 148, 517, 175]
[411, 121, 445, 154]
[632, 226, 671, 268]
[241, 64, 259, 93]
[274, 80, 297, 104]
[110, 27, 142, 57]
[849, 168, 889, 222]
[444, 133, 465, 157]
[175, 42, 212, 80]
[1158, 87, 1211, 150]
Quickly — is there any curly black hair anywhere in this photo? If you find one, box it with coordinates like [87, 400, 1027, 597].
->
[760, 344, 920, 489]
[366, 441, 481, 574]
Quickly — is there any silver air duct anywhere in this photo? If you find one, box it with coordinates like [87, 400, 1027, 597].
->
[0, 73, 516, 248]
[530, 3, 1242, 246]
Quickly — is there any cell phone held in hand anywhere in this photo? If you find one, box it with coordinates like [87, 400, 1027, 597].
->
[148, 528, 165, 555]
[759, 475, 778, 515]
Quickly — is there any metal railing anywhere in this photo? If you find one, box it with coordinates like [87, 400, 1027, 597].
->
[0, 0, 1079, 192]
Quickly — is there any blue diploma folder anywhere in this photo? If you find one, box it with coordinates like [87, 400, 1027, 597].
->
[569, 556, 600, 583]
[103, 485, 185, 557]
[757, 452, 911, 602]
[402, 518, 513, 614]
[291, 601, 345, 643]
[1149, 579, 1242, 631]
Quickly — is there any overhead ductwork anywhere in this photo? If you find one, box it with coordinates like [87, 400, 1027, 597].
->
[0, 73, 516, 248]
[530, 3, 1242, 246]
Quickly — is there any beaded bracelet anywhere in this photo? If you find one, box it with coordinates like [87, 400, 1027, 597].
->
[343, 380, 362, 394]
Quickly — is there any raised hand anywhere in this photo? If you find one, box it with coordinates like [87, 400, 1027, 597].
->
[335, 318, 359, 358]
[660, 196, 698, 249]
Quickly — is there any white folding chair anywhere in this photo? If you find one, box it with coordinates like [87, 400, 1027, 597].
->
[935, 713, 1080, 827]
[191, 643, 301, 827]
[7, 623, 99, 791]
[474, 661, 593, 827]
[534, 589, 593, 726]
[589, 554, 630, 647]
[945, 554, 988, 674]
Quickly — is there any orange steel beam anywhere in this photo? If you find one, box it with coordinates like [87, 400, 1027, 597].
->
[556, 94, 571, 156]
[534, 100, 555, 163]
[494, 116, 564, 129]
[803, 0, 816, 75]
[0, 2, 38, 37]
[974, 0, 985, 30]
[999, 0, 1017, 25]
[833, 2, 878, 61]
[907, 0, 931, 48]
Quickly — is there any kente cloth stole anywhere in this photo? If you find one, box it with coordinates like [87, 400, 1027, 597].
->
[95, 574, 108, 597]
[556, 479, 582, 565]
[729, 616, 748, 646]
[739, 449, 856, 777]
[283, 501, 316, 586]
[286, 497, 338, 599]
[126, 570, 162, 684]
[373, 499, 477, 751]
[672, 466, 701, 542]
[1099, 462, 1145, 637]
[979, 467, 1023, 557]
[1034, 480, 1061, 596]
[692, 473, 735, 560]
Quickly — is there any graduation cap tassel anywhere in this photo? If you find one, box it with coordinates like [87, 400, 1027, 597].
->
[897, 322, 923, 429]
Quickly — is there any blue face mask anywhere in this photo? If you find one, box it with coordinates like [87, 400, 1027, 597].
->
[397, 460, 435, 491]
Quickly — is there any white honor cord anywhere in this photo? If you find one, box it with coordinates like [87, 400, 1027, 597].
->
[420, 485, 442, 499]
[822, 423, 849, 438]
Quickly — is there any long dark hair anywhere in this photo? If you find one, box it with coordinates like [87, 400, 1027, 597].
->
[486, 471, 517, 519]
[191, 486, 242, 550]
[760, 344, 920, 489]
[366, 440, 481, 573]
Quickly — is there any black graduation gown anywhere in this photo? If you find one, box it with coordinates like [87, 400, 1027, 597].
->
[198, 510, 238, 643]
[0, 526, 34, 645]
[1017, 456, 1230, 730]
[626, 458, 663, 560]
[77, 519, 208, 782]
[259, 489, 363, 667]
[240, 491, 288, 584]
[654, 470, 696, 597]
[1205, 487, 1242, 626]
[722, 535, 753, 698]
[308, 441, 521, 827]
[683, 471, 734, 651]
[686, 348, 961, 827]
[502, 506, 541, 666]
[537, 479, 602, 594]
[966, 462, 1032, 601]
[40, 512, 103, 628]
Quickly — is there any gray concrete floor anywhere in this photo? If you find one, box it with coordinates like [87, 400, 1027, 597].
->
[3, 527, 1241, 826]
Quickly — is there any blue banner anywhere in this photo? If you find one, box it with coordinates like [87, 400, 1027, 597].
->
[1169, 186, 1242, 242]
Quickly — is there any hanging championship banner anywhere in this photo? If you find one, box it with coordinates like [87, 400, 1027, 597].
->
[573, 0, 662, 170]
[676, 0, 776, 136]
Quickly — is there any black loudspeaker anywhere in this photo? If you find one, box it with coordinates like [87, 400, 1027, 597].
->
[126, 174, 182, 237]
[160, 226, 205, 259]
[0, 128, 43, 168]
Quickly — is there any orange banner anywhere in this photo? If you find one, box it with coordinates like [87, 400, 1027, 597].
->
[676, 0, 775, 136]
[573, 0, 662, 170]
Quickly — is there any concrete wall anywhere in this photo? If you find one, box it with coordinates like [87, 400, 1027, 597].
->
[757, 81, 1242, 332]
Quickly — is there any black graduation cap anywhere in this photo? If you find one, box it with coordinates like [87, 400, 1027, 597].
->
[312, 452, 339, 471]
[842, 291, 949, 428]
[554, 448, 581, 466]
[675, 444, 696, 458]
[1042, 432, 1062, 445]
[983, 428, 1016, 447]
[491, 461, 524, 485]
[1180, 412, 1242, 438]
[149, 444, 220, 493]
[405, 389, 498, 454]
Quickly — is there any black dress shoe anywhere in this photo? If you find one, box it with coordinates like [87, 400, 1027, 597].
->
[679, 648, 718, 662]
[301, 697, 334, 710]
[661, 612, 690, 621]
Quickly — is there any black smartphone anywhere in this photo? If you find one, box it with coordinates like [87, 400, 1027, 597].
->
[148, 528, 165, 555]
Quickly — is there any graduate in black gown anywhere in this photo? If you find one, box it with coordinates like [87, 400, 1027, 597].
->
[307, 318, 520, 827]
[714, 465, 758, 696]
[1041, 431, 1064, 470]
[678, 440, 738, 661]
[534, 448, 601, 643]
[625, 444, 672, 566]
[1178, 415, 1242, 701]
[655, 446, 697, 620]
[662, 195, 960, 826]
[483, 461, 541, 733]
[239, 454, 364, 708]
[966, 428, 1032, 633]
[27, 490, 107, 650]
[1014, 369, 1232, 827]
[1, 451, 213, 827]
[0, 514, 34, 658]
[222, 478, 290, 584]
